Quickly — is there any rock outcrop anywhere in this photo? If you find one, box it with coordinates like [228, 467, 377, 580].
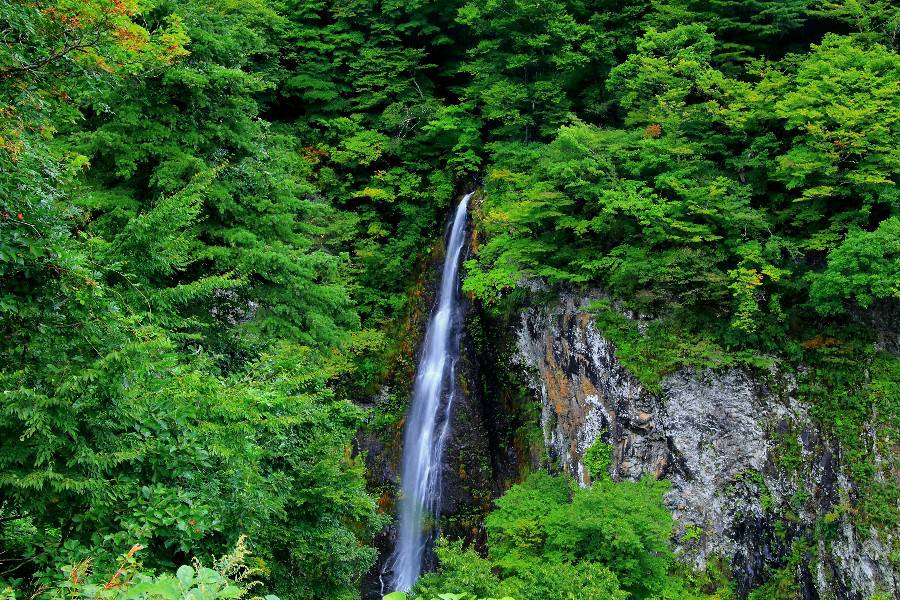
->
[513, 292, 896, 599]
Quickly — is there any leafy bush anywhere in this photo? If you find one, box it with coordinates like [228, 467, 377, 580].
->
[2, 537, 274, 600]
[414, 473, 723, 600]
[582, 434, 613, 482]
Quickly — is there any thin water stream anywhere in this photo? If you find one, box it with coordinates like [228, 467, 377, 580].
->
[388, 193, 472, 592]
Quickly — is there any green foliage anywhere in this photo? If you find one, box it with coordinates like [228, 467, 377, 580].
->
[385, 590, 511, 600]
[410, 540, 511, 600]
[582, 434, 613, 482]
[588, 301, 771, 394]
[0, 4, 385, 597]
[457, 0, 596, 140]
[647, 0, 813, 65]
[419, 473, 671, 599]
[3, 0, 899, 598]
[762, 34, 900, 231]
[539, 478, 673, 598]
[73, 0, 359, 352]
[465, 28, 898, 351]
[799, 341, 899, 532]
[416, 473, 728, 600]
[810, 0, 900, 46]
[810, 217, 900, 315]
[456, 0, 655, 140]
[0, 310, 383, 597]
[413, 538, 628, 600]
[7, 537, 277, 600]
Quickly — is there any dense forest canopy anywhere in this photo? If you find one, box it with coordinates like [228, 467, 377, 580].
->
[1, 0, 897, 599]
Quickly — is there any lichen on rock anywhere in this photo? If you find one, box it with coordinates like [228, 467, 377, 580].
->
[513, 291, 897, 599]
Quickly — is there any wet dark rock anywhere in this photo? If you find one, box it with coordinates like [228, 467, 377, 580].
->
[853, 298, 900, 356]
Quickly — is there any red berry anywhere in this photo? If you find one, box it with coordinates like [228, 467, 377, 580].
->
[16, 213, 23, 220]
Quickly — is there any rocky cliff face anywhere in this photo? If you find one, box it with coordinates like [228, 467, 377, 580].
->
[513, 292, 896, 599]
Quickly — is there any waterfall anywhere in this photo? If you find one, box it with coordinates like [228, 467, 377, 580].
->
[389, 192, 472, 592]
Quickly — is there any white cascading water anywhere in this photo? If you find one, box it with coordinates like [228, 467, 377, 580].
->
[389, 193, 472, 592]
